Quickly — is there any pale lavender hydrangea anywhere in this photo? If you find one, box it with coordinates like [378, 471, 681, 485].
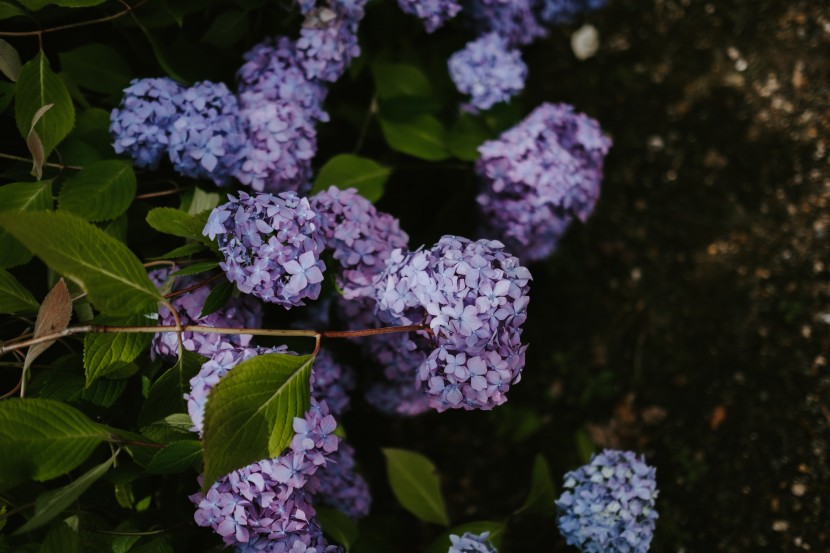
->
[166, 81, 247, 186]
[310, 348, 356, 417]
[465, 0, 547, 46]
[448, 33, 527, 112]
[204, 192, 326, 308]
[476, 102, 611, 261]
[191, 398, 343, 552]
[448, 532, 498, 553]
[310, 187, 409, 300]
[374, 236, 531, 411]
[308, 443, 371, 520]
[396, 0, 462, 32]
[110, 78, 185, 169]
[148, 268, 262, 360]
[556, 450, 659, 553]
[296, 1, 366, 83]
[538, 0, 607, 24]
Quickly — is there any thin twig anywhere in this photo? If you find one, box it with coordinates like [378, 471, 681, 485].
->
[135, 189, 184, 200]
[93, 528, 167, 536]
[0, 152, 82, 170]
[0, 374, 23, 399]
[163, 273, 223, 299]
[0, 0, 150, 37]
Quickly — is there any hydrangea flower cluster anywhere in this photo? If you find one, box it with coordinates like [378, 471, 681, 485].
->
[556, 450, 659, 553]
[148, 268, 262, 360]
[538, 0, 607, 24]
[310, 348, 356, 417]
[396, 0, 462, 33]
[204, 191, 326, 308]
[374, 236, 531, 411]
[297, 0, 367, 83]
[110, 78, 185, 170]
[448, 532, 498, 553]
[308, 443, 371, 520]
[465, 0, 548, 46]
[191, 398, 343, 551]
[310, 186, 409, 299]
[476, 102, 611, 261]
[448, 33, 527, 112]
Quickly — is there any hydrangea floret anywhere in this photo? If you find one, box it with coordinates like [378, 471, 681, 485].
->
[448, 32, 527, 112]
[204, 191, 326, 308]
[465, 0, 548, 46]
[396, 0, 462, 33]
[555, 449, 659, 553]
[308, 443, 371, 520]
[297, 1, 366, 83]
[448, 531, 498, 553]
[476, 102, 611, 261]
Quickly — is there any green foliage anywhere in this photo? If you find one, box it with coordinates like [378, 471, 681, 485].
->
[38, 522, 81, 553]
[317, 507, 359, 550]
[25, 0, 107, 9]
[58, 44, 131, 96]
[145, 207, 214, 249]
[448, 114, 493, 161]
[202, 354, 314, 490]
[0, 268, 38, 313]
[379, 115, 451, 161]
[371, 62, 432, 100]
[137, 351, 206, 430]
[0, 399, 109, 490]
[516, 454, 557, 515]
[0, 1, 24, 19]
[0, 39, 21, 82]
[146, 440, 202, 474]
[199, 280, 234, 318]
[58, 160, 136, 222]
[424, 521, 506, 553]
[0, 180, 53, 268]
[312, 154, 391, 202]
[382, 448, 449, 526]
[169, 261, 219, 277]
[83, 315, 153, 386]
[0, 210, 161, 316]
[14, 52, 75, 161]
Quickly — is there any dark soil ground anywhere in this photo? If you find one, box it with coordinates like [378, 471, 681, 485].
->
[347, 1, 830, 551]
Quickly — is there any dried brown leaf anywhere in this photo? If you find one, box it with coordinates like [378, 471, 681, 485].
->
[24, 278, 73, 370]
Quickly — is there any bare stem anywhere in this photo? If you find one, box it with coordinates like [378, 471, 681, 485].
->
[0, 323, 429, 357]
[163, 273, 223, 299]
[135, 189, 184, 200]
[0, 0, 150, 37]
[0, 152, 82, 170]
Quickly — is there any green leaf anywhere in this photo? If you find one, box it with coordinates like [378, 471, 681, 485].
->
[0, 210, 161, 316]
[146, 207, 213, 249]
[202, 354, 314, 490]
[24, 0, 107, 9]
[140, 413, 194, 444]
[311, 154, 391, 202]
[146, 440, 202, 474]
[0, 398, 108, 491]
[0, 1, 24, 20]
[0, 38, 21, 82]
[84, 315, 153, 386]
[0, 80, 14, 114]
[182, 187, 220, 215]
[424, 521, 505, 553]
[151, 243, 206, 260]
[200, 9, 250, 47]
[199, 279, 233, 318]
[317, 507, 359, 550]
[448, 114, 492, 161]
[0, 180, 53, 269]
[58, 160, 136, 222]
[137, 351, 206, 429]
[382, 448, 449, 526]
[16, 451, 116, 534]
[80, 377, 127, 407]
[575, 427, 596, 464]
[0, 268, 38, 313]
[169, 261, 218, 277]
[39, 521, 81, 553]
[58, 44, 130, 96]
[379, 115, 450, 161]
[130, 538, 173, 553]
[516, 454, 557, 515]
[15, 52, 75, 160]
[371, 62, 432, 100]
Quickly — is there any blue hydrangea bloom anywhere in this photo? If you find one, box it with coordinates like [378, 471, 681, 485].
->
[448, 532, 498, 553]
[374, 236, 532, 411]
[110, 77, 185, 169]
[465, 0, 547, 46]
[539, 0, 607, 24]
[309, 443, 371, 520]
[204, 191, 326, 308]
[166, 81, 247, 186]
[296, 1, 366, 83]
[556, 450, 659, 553]
[448, 33, 527, 112]
[396, 0, 462, 33]
[476, 102, 611, 262]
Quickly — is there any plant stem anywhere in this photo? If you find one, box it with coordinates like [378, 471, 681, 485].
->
[0, 0, 150, 37]
[0, 323, 428, 357]
[0, 152, 82, 171]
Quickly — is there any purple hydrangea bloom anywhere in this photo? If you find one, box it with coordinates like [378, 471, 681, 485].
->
[166, 81, 247, 186]
[448, 33, 527, 112]
[205, 191, 326, 308]
[476, 102, 611, 261]
[110, 78, 185, 169]
[310, 187, 409, 300]
[374, 236, 532, 411]
[465, 0, 547, 46]
[538, 0, 607, 24]
[310, 348, 356, 417]
[396, 0, 462, 33]
[556, 450, 659, 553]
[148, 268, 262, 360]
[191, 398, 343, 552]
[448, 532, 498, 553]
[337, 297, 431, 416]
[308, 443, 371, 520]
[296, 1, 366, 83]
